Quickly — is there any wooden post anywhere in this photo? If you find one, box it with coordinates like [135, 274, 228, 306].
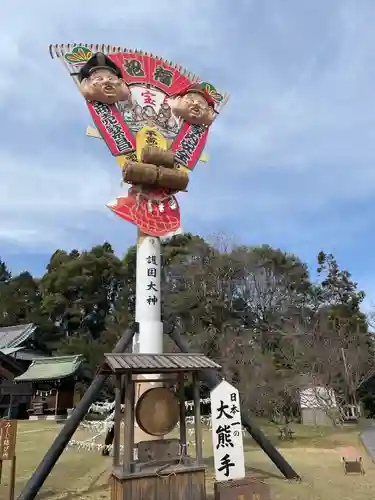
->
[178, 373, 187, 456]
[9, 455, 16, 500]
[113, 375, 122, 467]
[0, 420, 17, 499]
[192, 373, 202, 464]
[0, 459, 2, 484]
[54, 387, 59, 418]
[123, 373, 135, 473]
[7, 394, 14, 419]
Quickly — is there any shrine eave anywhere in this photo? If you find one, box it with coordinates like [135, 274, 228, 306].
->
[101, 353, 221, 374]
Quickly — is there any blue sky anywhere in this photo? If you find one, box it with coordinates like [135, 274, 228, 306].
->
[1, 1, 375, 311]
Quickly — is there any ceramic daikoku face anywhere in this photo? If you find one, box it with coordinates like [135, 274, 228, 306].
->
[80, 68, 131, 105]
[171, 91, 215, 126]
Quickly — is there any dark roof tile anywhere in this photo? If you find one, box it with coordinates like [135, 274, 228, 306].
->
[102, 353, 220, 374]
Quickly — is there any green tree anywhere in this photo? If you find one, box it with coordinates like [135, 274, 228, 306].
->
[232, 245, 311, 348]
[316, 251, 365, 312]
[6, 272, 40, 324]
[164, 241, 311, 353]
[103, 245, 136, 352]
[0, 258, 11, 283]
[314, 251, 369, 348]
[314, 252, 372, 406]
[275, 252, 372, 416]
[0, 262, 42, 329]
[162, 239, 315, 418]
[40, 243, 125, 344]
[0, 257, 11, 326]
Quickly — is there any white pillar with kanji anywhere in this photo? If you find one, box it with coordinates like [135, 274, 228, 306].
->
[210, 380, 245, 481]
[134, 232, 163, 354]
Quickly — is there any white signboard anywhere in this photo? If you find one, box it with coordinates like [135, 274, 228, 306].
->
[210, 380, 245, 481]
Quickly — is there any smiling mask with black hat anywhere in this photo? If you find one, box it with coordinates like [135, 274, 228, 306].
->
[79, 52, 131, 105]
[170, 83, 216, 127]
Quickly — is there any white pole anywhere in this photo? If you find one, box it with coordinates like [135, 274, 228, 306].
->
[133, 230, 164, 445]
[134, 231, 163, 354]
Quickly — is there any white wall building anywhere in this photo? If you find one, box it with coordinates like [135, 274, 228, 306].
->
[299, 386, 339, 426]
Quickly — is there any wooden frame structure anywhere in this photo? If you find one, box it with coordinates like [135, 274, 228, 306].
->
[18, 325, 299, 500]
[100, 352, 221, 500]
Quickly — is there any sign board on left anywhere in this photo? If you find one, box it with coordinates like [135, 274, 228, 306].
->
[210, 380, 245, 482]
[0, 420, 17, 461]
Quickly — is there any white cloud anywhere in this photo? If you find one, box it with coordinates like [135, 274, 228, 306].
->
[0, 149, 123, 248]
[0, 228, 40, 245]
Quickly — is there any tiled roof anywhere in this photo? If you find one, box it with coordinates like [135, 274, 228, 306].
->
[0, 352, 24, 376]
[102, 353, 221, 374]
[0, 348, 48, 361]
[0, 347, 22, 356]
[0, 324, 36, 349]
[14, 355, 83, 382]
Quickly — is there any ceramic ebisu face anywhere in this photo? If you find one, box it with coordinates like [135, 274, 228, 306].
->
[170, 84, 216, 127]
[79, 52, 131, 105]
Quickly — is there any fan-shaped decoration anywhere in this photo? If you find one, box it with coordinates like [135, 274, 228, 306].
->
[50, 43, 229, 236]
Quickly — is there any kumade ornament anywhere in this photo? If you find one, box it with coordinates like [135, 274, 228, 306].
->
[49, 44, 229, 236]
